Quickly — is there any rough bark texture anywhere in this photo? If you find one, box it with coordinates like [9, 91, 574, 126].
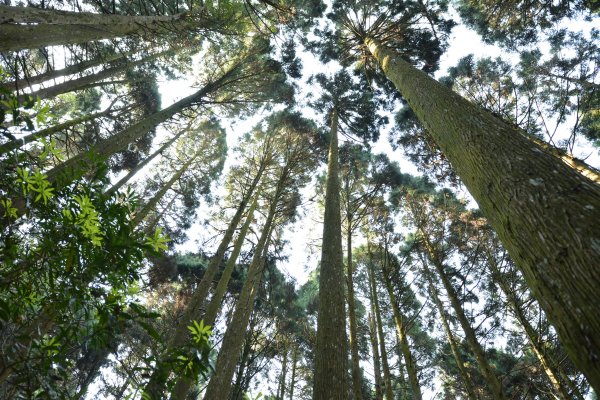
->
[201, 204, 275, 400]
[346, 226, 363, 400]
[488, 256, 583, 400]
[0, 5, 191, 51]
[366, 38, 600, 390]
[313, 109, 348, 400]
[421, 238, 505, 400]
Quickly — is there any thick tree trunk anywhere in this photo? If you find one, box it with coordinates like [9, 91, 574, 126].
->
[488, 256, 583, 400]
[420, 237, 506, 399]
[367, 260, 394, 400]
[143, 166, 263, 398]
[380, 254, 423, 400]
[346, 224, 363, 400]
[366, 38, 600, 390]
[0, 107, 109, 156]
[201, 197, 277, 400]
[423, 268, 479, 400]
[368, 312, 384, 400]
[105, 129, 185, 196]
[0, 5, 192, 51]
[314, 108, 348, 400]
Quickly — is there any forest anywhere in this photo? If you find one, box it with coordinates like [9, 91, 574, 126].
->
[0, 0, 599, 399]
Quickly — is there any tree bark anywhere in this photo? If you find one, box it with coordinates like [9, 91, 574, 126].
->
[346, 224, 363, 400]
[368, 311, 384, 400]
[366, 38, 600, 390]
[487, 255, 583, 400]
[0, 5, 195, 51]
[367, 259, 394, 400]
[0, 107, 109, 156]
[423, 267, 479, 400]
[142, 165, 264, 398]
[313, 108, 348, 400]
[278, 345, 289, 400]
[1, 50, 135, 92]
[202, 191, 260, 328]
[289, 345, 298, 400]
[420, 236, 506, 399]
[14, 51, 166, 103]
[200, 196, 277, 400]
[380, 252, 423, 400]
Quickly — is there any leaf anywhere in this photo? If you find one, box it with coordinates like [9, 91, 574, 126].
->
[138, 320, 162, 341]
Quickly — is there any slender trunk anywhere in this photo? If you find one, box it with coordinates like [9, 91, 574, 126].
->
[15, 51, 166, 103]
[44, 60, 240, 191]
[289, 345, 298, 400]
[0, 5, 194, 51]
[314, 108, 348, 400]
[368, 312, 384, 400]
[1, 50, 135, 92]
[380, 253, 423, 400]
[278, 346, 289, 400]
[423, 267, 478, 400]
[143, 195, 177, 235]
[105, 128, 185, 196]
[366, 39, 600, 389]
[200, 196, 277, 400]
[420, 237, 505, 399]
[202, 191, 260, 328]
[132, 151, 197, 226]
[143, 165, 264, 398]
[0, 108, 109, 156]
[488, 256, 583, 400]
[346, 223, 363, 400]
[367, 261, 394, 400]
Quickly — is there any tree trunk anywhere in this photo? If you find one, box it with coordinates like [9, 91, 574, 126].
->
[365, 38, 600, 390]
[367, 260, 394, 400]
[487, 255, 583, 400]
[132, 150, 197, 226]
[368, 312, 384, 400]
[346, 223, 363, 400]
[200, 195, 277, 400]
[0, 5, 193, 51]
[142, 165, 264, 398]
[380, 252, 423, 400]
[423, 266, 479, 400]
[105, 128, 186, 197]
[202, 191, 260, 328]
[1, 49, 135, 92]
[44, 60, 241, 191]
[314, 108, 348, 400]
[0, 107, 109, 156]
[278, 346, 289, 400]
[289, 345, 298, 400]
[15, 51, 166, 103]
[420, 237, 505, 399]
